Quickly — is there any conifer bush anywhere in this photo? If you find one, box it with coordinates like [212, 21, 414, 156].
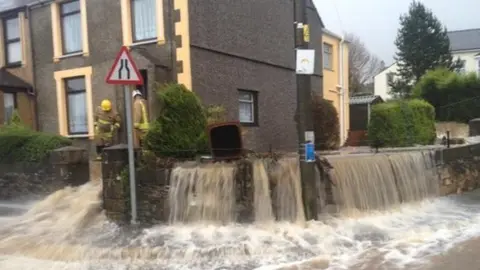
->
[144, 83, 208, 158]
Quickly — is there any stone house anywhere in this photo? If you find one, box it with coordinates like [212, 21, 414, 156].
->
[2, 0, 324, 154]
[0, 0, 37, 129]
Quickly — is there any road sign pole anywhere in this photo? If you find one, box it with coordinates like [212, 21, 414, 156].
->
[124, 85, 138, 224]
[105, 46, 144, 225]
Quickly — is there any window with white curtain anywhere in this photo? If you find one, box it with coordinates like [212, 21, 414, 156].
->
[131, 0, 157, 42]
[3, 92, 16, 124]
[60, 0, 82, 54]
[3, 17, 22, 65]
[65, 77, 88, 134]
[238, 90, 257, 124]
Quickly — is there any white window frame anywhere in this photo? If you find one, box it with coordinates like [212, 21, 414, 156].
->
[238, 90, 257, 125]
[323, 43, 333, 70]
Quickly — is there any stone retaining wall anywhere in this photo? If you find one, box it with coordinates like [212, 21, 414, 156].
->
[102, 143, 480, 225]
[0, 146, 90, 200]
[436, 144, 480, 196]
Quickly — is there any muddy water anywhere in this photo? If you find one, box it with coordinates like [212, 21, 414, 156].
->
[2, 182, 480, 270]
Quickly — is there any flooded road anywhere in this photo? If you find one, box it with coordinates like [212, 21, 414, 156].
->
[1, 183, 480, 270]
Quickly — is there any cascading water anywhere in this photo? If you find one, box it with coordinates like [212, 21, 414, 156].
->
[270, 157, 306, 223]
[252, 159, 274, 223]
[2, 151, 480, 270]
[168, 162, 237, 224]
[327, 151, 439, 214]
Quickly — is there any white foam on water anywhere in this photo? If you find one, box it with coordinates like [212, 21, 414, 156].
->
[2, 184, 480, 270]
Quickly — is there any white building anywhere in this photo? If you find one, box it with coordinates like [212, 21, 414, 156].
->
[374, 28, 480, 101]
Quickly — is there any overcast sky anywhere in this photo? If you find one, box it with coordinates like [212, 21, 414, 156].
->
[315, 0, 480, 65]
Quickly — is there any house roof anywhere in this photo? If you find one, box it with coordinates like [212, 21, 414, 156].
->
[448, 28, 480, 52]
[350, 95, 383, 105]
[0, 0, 36, 13]
[323, 28, 343, 41]
[0, 68, 32, 90]
[308, 0, 325, 28]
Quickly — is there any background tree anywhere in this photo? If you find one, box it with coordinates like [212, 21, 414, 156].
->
[391, 1, 462, 98]
[345, 33, 385, 95]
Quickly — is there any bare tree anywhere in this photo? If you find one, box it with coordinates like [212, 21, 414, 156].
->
[345, 33, 385, 95]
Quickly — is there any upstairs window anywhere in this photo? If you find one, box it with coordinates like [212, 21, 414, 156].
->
[60, 0, 82, 54]
[386, 72, 394, 87]
[131, 0, 157, 42]
[3, 17, 21, 65]
[323, 43, 333, 70]
[65, 77, 88, 135]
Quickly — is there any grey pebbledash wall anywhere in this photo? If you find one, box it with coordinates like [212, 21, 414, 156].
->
[29, 0, 324, 154]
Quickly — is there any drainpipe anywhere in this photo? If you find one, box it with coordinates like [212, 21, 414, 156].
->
[26, 1, 51, 131]
[338, 37, 345, 145]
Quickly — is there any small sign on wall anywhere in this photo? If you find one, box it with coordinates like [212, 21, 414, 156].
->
[296, 49, 315, 75]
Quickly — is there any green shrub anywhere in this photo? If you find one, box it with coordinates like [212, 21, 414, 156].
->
[312, 95, 340, 150]
[144, 83, 208, 158]
[0, 125, 72, 163]
[368, 99, 436, 147]
[413, 68, 480, 123]
[205, 105, 227, 125]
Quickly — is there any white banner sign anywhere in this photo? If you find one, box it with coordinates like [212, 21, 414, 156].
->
[296, 49, 315, 75]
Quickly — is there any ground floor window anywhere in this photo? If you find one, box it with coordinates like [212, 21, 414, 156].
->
[64, 77, 88, 135]
[238, 90, 257, 125]
[3, 92, 16, 124]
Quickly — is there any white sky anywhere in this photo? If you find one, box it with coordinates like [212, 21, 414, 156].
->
[315, 0, 480, 65]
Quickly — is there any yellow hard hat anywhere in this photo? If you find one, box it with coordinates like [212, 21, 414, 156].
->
[101, 99, 112, 111]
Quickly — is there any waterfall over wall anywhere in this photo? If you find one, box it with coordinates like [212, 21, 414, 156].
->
[327, 151, 439, 213]
[168, 163, 237, 224]
[168, 157, 308, 224]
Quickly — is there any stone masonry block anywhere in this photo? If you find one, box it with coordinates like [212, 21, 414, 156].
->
[51, 146, 88, 165]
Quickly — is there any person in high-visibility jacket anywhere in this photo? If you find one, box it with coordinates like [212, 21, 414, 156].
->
[132, 89, 149, 148]
[94, 99, 121, 160]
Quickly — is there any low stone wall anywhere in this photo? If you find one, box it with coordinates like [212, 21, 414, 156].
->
[101, 144, 257, 225]
[102, 143, 480, 225]
[0, 146, 90, 200]
[436, 144, 480, 196]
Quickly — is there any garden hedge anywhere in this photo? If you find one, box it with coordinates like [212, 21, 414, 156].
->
[368, 99, 436, 147]
[0, 125, 72, 163]
[312, 95, 340, 150]
[413, 67, 480, 123]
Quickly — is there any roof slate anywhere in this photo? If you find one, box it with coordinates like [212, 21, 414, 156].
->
[448, 28, 480, 52]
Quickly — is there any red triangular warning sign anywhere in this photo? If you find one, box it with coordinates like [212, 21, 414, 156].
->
[105, 46, 144, 85]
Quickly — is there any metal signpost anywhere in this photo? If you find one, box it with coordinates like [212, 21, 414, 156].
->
[105, 46, 144, 224]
